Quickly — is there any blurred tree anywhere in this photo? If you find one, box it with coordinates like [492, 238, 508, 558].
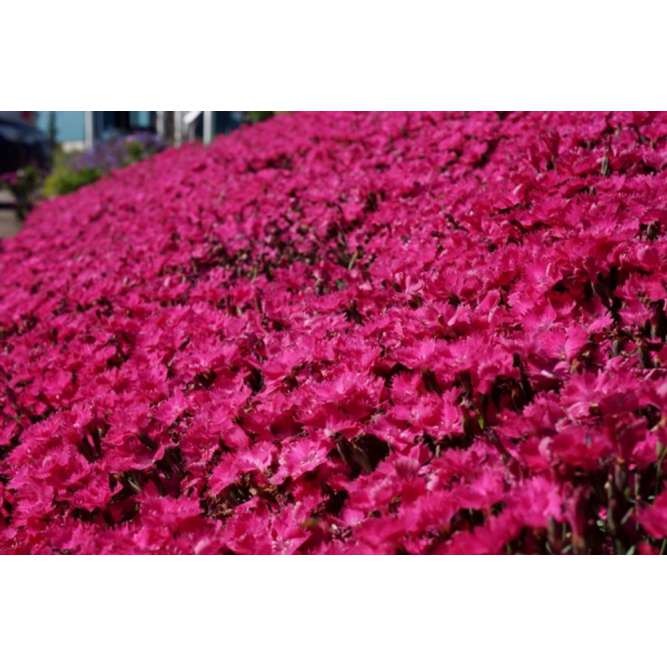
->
[245, 111, 276, 124]
[47, 112, 58, 148]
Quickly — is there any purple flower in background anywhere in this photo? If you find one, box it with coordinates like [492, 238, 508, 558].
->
[70, 132, 166, 173]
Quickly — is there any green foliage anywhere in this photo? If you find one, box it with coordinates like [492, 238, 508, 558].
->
[245, 111, 277, 124]
[43, 134, 164, 198]
[42, 148, 100, 198]
[125, 140, 145, 163]
[42, 164, 101, 198]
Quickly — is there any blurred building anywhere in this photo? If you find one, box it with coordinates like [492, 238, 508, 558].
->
[36, 112, 243, 151]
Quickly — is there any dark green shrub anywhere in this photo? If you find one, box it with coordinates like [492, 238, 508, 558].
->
[0, 166, 43, 220]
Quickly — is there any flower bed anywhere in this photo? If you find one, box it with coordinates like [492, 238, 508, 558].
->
[2, 112, 667, 554]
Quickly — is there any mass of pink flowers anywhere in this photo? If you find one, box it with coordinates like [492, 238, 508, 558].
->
[3, 112, 667, 554]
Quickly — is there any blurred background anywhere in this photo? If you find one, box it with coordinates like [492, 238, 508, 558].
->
[0, 111, 277, 238]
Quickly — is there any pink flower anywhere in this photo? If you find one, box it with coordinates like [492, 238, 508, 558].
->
[3, 111, 667, 553]
[639, 491, 667, 539]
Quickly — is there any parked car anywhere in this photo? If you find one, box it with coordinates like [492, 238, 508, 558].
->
[0, 113, 52, 175]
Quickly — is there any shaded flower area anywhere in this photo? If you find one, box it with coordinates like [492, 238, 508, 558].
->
[2, 111, 667, 554]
